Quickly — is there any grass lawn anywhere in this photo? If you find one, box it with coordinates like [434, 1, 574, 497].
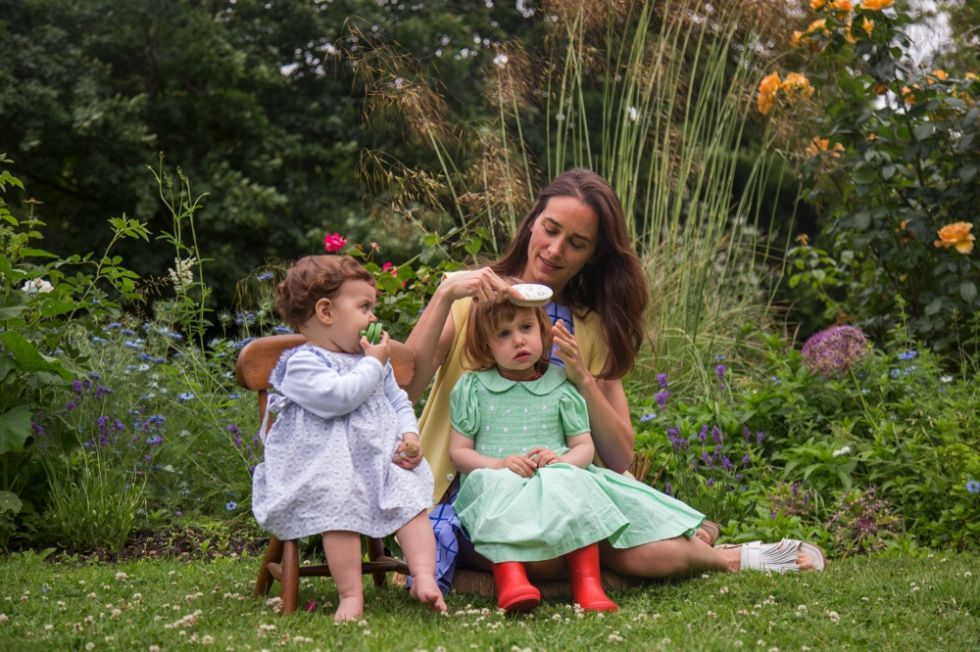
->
[1, 551, 977, 651]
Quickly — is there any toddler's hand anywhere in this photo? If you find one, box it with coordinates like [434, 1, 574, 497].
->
[528, 447, 558, 468]
[393, 435, 422, 469]
[361, 330, 390, 365]
[501, 454, 536, 478]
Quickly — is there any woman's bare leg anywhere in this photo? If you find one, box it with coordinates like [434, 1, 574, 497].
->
[322, 531, 365, 622]
[397, 512, 448, 612]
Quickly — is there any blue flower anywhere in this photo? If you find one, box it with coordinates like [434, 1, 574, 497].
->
[897, 350, 918, 361]
[106, 322, 122, 330]
[639, 413, 656, 423]
[967, 479, 980, 494]
[120, 328, 136, 336]
[146, 414, 166, 427]
[92, 336, 108, 344]
[226, 501, 238, 511]
[257, 272, 274, 281]
[146, 434, 164, 446]
[227, 392, 240, 400]
[889, 368, 901, 379]
[169, 332, 184, 341]
[272, 325, 292, 335]
[177, 392, 194, 402]
[124, 339, 144, 350]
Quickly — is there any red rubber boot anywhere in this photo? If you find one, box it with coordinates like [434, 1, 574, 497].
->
[566, 544, 618, 612]
[491, 562, 541, 613]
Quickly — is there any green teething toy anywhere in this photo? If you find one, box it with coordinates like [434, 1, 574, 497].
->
[360, 322, 383, 344]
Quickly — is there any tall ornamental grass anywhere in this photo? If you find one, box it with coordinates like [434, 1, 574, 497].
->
[356, 0, 793, 394]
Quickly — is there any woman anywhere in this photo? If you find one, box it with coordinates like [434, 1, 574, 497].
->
[406, 168, 823, 584]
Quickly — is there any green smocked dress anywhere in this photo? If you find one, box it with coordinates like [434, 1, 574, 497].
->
[450, 366, 706, 563]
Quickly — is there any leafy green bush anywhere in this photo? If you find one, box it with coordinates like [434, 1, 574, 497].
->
[765, 2, 980, 353]
[632, 325, 980, 554]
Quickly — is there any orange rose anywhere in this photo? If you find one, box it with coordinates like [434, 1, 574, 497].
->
[757, 72, 781, 114]
[933, 222, 975, 255]
[861, 0, 893, 10]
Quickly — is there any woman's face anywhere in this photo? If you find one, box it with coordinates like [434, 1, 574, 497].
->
[522, 196, 599, 300]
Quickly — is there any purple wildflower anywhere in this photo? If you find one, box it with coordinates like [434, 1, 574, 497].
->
[742, 425, 751, 442]
[741, 453, 751, 466]
[65, 401, 78, 412]
[32, 421, 46, 436]
[113, 419, 126, 431]
[698, 424, 709, 442]
[664, 481, 672, 496]
[701, 451, 712, 468]
[756, 431, 764, 446]
[722, 456, 733, 470]
[146, 434, 164, 446]
[654, 390, 671, 409]
[711, 426, 723, 444]
[715, 364, 726, 380]
[706, 478, 715, 488]
[656, 373, 668, 388]
[800, 325, 870, 377]
[71, 379, 85, 394]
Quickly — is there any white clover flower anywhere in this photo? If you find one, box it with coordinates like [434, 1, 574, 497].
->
[493, 53, 509, 68]
[21, 278, 54, 294]
[832, 445, 852, 457]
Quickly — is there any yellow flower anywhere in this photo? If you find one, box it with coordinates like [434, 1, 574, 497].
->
[805, 137, 845, 158]
[796, 233, 810, 246]
[781, 73, 815, 103]
[966, 72, 978, 81]
[831, 143, 845, 158]
[757, 71, 781, 114]
[810, 0, 828, 9]
[861, 0, 893, 11]
[832, 0, 854, 13]
[861, 17, 874, 36]
[933, 222, 975, 255]
[901, 85, 919, 104]
[927, 69, 948, 85]
[806, 18, 828, 34]
[790, 30, 804, 48]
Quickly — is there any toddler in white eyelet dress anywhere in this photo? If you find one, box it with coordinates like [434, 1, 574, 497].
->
[251, 254, 446, 621]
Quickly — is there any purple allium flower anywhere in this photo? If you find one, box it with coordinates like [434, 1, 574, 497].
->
[654, 390, 671, 409]
[967, 479, 980, 494]
[656, 373, 668, 388]
[800, 325, 870, 377]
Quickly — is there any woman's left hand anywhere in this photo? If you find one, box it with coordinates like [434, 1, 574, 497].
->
[551, 319, 590, 386]
[393, 435, 423, 469]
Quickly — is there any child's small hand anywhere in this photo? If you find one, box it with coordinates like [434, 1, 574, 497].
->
[393, 435, 422, 469]
[500, 454, 536, 478]
[361, 329, 390, 365]
[528, 447, 558, 468]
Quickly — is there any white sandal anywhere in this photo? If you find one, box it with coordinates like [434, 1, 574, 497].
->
[737, 539, 826, 572]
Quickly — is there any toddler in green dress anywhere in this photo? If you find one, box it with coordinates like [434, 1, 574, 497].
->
[449, 292, 707, 613]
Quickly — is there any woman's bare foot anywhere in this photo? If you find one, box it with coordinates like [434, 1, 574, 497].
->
[334, 596, 364, 623]
[409, 574, 448, 612]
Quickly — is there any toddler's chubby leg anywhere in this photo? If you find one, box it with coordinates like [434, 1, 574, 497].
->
[397, 511, 448, 613]
[322, 531, 365, 622]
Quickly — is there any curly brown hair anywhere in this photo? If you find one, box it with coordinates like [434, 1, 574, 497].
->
[462, 300, 553, 375]
[275, 255, 374, 329]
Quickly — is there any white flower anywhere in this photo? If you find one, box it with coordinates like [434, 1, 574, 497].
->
[493, 53, 509, 68]
[393, 77, 404, 90]
[832, 446, 852, 457]
[20, 278, 54, 294]
[167, 257, 196, 292]
[627, 106, 638, 122]
[940, 374, 954, 383]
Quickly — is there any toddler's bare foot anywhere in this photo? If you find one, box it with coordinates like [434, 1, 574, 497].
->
[334, 596, 364, 623]
[409, 574, 447, 612]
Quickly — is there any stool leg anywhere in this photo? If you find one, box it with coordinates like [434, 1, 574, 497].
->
[253, 537, 283, 598]
[367, 537, 387, 588]
[281, 540, 299, 614]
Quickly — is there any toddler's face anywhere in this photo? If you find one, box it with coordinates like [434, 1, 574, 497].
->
[327, 279, 378, 353]
[489, 308, 544, 381]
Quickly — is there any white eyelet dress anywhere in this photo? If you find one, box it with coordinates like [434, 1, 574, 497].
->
[251, 345, 433, 540]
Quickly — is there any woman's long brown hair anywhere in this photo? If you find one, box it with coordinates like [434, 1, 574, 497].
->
[491, 168, 648, 379]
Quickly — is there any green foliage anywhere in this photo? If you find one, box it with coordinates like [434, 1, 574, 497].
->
[771, 2, 980, 353]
